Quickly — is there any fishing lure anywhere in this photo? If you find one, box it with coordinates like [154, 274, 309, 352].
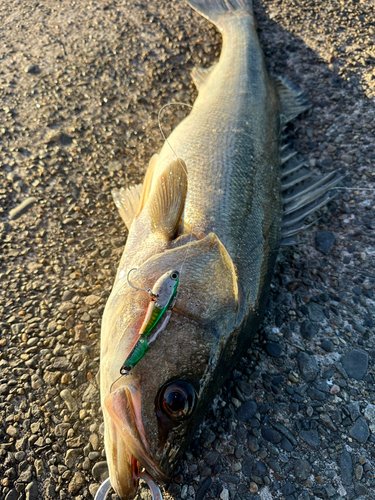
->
[120, 269, 180, 376]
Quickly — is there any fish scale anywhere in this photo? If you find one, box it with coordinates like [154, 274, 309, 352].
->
[154, 15, 281, 308]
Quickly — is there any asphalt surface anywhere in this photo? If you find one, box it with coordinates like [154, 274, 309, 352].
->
[0, 0, 374, 500]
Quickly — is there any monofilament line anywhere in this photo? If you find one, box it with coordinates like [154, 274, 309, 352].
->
[157, 102, 193, 170]
[157, 102, 194, 275]
[333, 187, 375, 191]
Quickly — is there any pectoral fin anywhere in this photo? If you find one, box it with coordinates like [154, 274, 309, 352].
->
[145, 158, 188, 241]
[134, 233, 238, 333]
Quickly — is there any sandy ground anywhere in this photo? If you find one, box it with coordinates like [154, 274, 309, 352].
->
[0, 0, 374, 499]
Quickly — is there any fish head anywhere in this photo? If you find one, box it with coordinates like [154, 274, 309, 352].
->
[100, 233, 239, 499]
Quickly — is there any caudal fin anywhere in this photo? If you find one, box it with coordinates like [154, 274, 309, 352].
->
[188, 0, 253, 26]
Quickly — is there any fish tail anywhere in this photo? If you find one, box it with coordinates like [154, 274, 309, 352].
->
[188, 0, 253, 28]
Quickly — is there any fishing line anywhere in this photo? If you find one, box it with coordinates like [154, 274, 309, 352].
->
[157, 102, 193, 165]
[333, 187, 375, 191]
[157, 102, 195, 276]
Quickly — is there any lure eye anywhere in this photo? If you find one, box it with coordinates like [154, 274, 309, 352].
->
[170, 271, 179, 280]
[159, 381, 196, 421]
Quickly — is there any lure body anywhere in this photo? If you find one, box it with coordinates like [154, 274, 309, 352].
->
[120, 270, 179, 375]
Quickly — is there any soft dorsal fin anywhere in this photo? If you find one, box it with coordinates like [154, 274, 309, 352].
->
[111, 154, 158, 230]
[146, 158, 188, 241]
[274, 75, 310, 124]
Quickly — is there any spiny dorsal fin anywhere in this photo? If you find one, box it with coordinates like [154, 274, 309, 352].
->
[191, 64, 217, 91]
[111, 154, 159, 230]
[112, 184, 143, 230]
[146, 158, 188, 241]
[137, 153, 158, 217]
[274, 75, 310, 124]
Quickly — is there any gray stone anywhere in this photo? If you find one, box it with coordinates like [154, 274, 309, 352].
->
[354, 483, 368, 496]
[195, 478, 212, 500]
[25, 481, 38, 500]
[341, 349, 368, 380]
[297, 352, 319, 381]
[201, 428, 216, 447]
[24, 64, 41, 74]
[9, 197, 38, 220]
[89, 433, 100, 451]
[60, 389, 77, 411]
[85, 294, 101, 306]
[315, 231, 335, 255]
[18, 465, 33, 482]
[319, 413, 337, 431]
[74, 324, 88, 342]
[320, 340, 334, 352]
[261, 427, 282, 444]
[325, 484, 336, 497]
[340, 450, 353, 485]
[265, 342, 282, 357]
[52, 357, 72, 371]
[300, 321, 319, 340]
[294, 459, 311, 480]
[11, 323, 26, 334]
[354, 464, 363, 481]
[280, 436, 293, 452]
[68, 472, 85, 495]
[54, 423, 71, 437]
[82, 383, 100, 403]
[5, 490, 19, 500]
[364, 403, 375, 424]
[58, 301, 74, 313]
[203, 451, 220, 466]
[43, 371, 61, 385]
[6, 425, 19, 438]
[308, 302, 325, 322]
[248, 436, 259, 453]
[349, 417, 369, 443]
[347, 402, 360, 422]
[299, 429, 320, 448]
[107, 160, 122, 172]
[89, 485, 99, 498]
[282, 482, 296, 495]
[237, 401, 257, 422]
[272, 422, 297, 446]
[65, 449, 82, 468]
[92, 461, 109, 482]
[62, 290, 75, 301]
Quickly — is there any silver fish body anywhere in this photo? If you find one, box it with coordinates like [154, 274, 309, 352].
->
[100, 0, 316, 498]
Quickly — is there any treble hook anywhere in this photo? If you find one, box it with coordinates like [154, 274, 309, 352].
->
[127, 268, 158, 300]
[94, 474, 163, 500]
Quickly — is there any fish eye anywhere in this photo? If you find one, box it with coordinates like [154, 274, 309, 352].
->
[170, 271, 179, 280]
[159, 381, 196, 421]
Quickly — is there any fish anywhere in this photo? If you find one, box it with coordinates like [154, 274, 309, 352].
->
[100, 0, 343, 498]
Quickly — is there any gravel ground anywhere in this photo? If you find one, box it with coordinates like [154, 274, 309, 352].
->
[0, 1, 374, 500]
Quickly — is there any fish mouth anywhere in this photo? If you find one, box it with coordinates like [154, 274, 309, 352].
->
[104, 384, 168, 500]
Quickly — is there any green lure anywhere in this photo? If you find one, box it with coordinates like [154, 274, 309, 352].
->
[120, 269, 179, 376]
